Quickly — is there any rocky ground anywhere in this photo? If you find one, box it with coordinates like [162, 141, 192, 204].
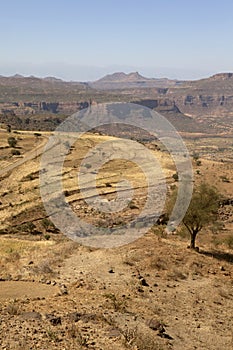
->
[0, 232, 233, 350]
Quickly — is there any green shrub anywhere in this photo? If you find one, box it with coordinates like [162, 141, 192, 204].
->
[11, 149, 20, 155]
[8, 136, 17, 148]
[172, 172, 179, 181]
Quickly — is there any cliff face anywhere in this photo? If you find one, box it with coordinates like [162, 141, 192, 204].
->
[168, 93, 233, 118]
[0, 101, 90, 116]
[161, 72, 233, 118]
[1, 93, 233, 119]
[0, 73, 233, 133]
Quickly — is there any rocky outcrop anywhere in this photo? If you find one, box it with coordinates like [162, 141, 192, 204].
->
[0, 101, 89, 116]
[0, 72, 233, 133]
[170, 94, 233, 117]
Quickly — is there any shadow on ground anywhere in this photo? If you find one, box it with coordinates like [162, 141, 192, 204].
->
[200, 249, 233, 263]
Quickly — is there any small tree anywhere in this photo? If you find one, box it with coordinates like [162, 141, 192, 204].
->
[8, 136, 17, 148]
[182, 183, 220, 249]
[192, 152, 199, 161]
[11, 149, 20, 156]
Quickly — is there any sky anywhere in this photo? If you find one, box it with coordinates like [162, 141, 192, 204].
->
[0, 0, 233, 81]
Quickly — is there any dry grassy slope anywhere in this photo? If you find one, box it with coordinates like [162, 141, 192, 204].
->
[0, 132, 232, 349]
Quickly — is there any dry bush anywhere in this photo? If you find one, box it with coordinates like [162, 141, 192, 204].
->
[122, 326, 138, 347]
[151, 225, 168, 238]
[133, 328, 165, 350]
[45, 328, 59, 342]
[4, 251, 21, 263]
[33, 260, 54, 275]
[66, 325, 89, 347]
[149, 257, 168, 271]
[166, 268, 188, 281]
[5, 300, 21, 315]
[225, 236, 233, 250]
[104, 293, 127, 312]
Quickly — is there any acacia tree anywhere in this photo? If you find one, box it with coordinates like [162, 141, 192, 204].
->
[182, 183, 220, 249]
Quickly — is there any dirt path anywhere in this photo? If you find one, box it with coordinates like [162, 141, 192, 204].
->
[0, 281, 58, 299]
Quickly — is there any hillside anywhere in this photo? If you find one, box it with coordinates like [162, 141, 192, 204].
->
[0, 72, 233, 135]
[0, 130, 232, 350]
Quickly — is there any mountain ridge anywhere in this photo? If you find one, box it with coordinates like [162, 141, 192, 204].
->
[0, 71, 233, 136]
[0, 71, 233, 85]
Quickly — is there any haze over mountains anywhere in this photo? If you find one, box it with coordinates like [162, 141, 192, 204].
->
[0, 71, 233, 135]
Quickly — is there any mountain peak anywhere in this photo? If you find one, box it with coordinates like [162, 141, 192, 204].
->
[94, 71, 149, 83]
[12, 74, 24, 78]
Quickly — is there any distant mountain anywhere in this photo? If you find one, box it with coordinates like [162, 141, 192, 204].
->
[0, 72, 233, 135]
[0, 74, 91, 103]
[12, 74, 24, 79]
[43, 76, 64, 83]
[89, 71, 181, 90]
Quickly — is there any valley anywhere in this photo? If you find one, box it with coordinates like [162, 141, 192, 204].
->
[0, 72, 232, 350]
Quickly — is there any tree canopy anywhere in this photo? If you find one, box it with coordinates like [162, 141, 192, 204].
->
[169, 183, 220, 249]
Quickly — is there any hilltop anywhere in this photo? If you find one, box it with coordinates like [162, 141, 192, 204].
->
[89, 71, 180, 89]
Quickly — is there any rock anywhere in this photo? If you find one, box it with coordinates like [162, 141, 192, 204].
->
[59, 284, 68, 295]
[146, 318, 165, 333]
[107, 328, 121, 338]
[67, 312, 82, 322]
[21, 311, 42, 321]
[140, 278, 149, 287]
[46, 314, 62, 326]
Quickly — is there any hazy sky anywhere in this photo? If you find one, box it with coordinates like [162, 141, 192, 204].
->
[1, 0, 233, 80]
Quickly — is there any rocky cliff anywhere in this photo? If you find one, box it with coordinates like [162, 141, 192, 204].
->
[0, 73, 233, 133]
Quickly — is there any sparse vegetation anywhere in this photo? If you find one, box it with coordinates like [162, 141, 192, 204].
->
[41, 218, 56, 232]
[8, 136, 17, 148]
[104, 293, 127, 312]
[225, 236, 233, 249]
[11, 149, 21, 155]
[182, 183, 220, 249]
[0, 128, 232, 350]
[5, 300, 21, 315]
[172, 172, 179, 181]
[169, 183, 221, 249]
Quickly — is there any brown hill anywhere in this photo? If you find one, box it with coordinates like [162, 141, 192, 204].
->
[90, 71, 180, 89]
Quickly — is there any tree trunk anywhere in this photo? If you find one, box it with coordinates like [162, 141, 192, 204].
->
[190, 231, 197, 249]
